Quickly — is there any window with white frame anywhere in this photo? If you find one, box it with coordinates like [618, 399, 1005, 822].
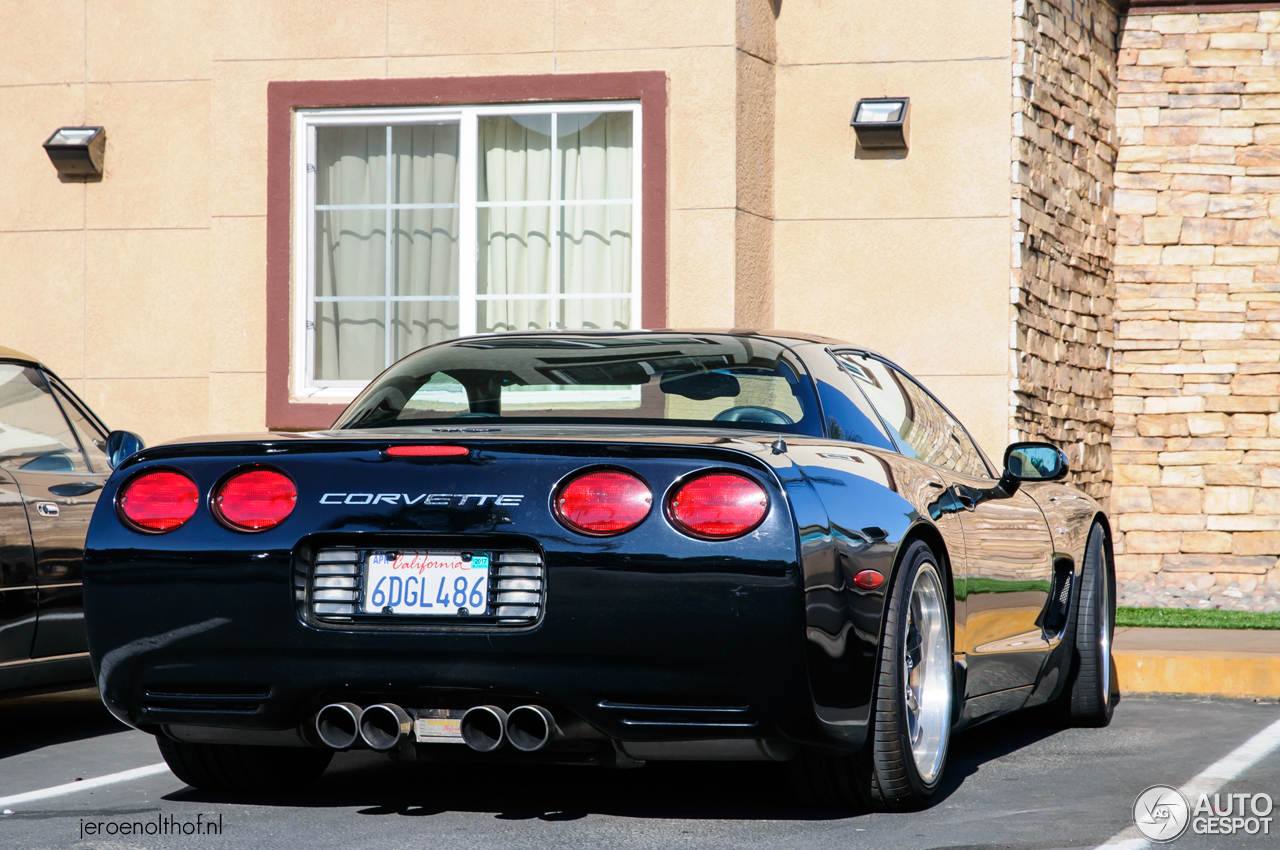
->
[293, 102, 642, 398]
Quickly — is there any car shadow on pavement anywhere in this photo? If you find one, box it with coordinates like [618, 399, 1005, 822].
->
[0, 688, 129, 760]
[928, 708, 1072, 806]
[165, 711, 1076, 821]
[169, 751, 822, 821]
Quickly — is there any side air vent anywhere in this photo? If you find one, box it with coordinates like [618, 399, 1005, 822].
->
[1040, 560, 1074, 637]
[300, 546, 546, 629]
[597, 700, 756, 729]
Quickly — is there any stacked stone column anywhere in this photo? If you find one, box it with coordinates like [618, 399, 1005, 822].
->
[1012, 0, 1119, 506]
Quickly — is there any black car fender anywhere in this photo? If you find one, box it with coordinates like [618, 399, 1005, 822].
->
[776, 442, 945, 750]
[1018, 482, 1112, 708]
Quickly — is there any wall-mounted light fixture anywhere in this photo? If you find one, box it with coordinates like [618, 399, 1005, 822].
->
[43, 126, 106, 177]
[851, 98, 909, 150]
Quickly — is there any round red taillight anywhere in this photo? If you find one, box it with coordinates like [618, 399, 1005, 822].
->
[213, 469, 297, 531]
[118, 470, 200, 532]
[668, 473, 769, 539]
[555, 470, 652, 536]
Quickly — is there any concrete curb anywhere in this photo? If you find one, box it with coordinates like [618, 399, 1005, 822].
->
[1114, 627, 1280, 699]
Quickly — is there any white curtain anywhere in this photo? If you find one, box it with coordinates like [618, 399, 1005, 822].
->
[314, 123, 459, 382]
[477, 115, 553, 333]
[392, 124, 461, 354]
[479, 112, 633, 333]
[559, 112, 633, 330]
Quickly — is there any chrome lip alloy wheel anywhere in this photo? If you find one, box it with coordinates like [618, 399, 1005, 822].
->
[1099, 563, 1112, 707]
[903, 563, 952, 784]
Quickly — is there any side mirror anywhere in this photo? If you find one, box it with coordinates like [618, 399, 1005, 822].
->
[104, 430, 145, 469]
[997, 441, 1069, 497]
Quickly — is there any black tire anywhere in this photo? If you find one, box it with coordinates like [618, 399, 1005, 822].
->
[789, 540, 953, 811]
[156, 735, 333, 794]
[1067, 524, 1116, 727]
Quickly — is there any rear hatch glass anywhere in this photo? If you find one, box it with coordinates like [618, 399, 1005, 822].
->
[336, 334, 821, 437]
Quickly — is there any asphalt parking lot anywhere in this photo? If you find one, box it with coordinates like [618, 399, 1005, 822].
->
[1, 689, 1277, 850]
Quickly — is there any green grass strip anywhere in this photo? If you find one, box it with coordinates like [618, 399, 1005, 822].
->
[1116, 606, 1280, 630]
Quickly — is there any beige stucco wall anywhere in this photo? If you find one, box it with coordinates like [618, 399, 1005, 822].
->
[773, 1, 1014, 457]
[2, 0, 1017, 455]
[0, 0, 775, 444]
[0, 0, 213, 446]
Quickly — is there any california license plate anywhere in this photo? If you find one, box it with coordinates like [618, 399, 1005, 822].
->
[363, 551, 489, 616]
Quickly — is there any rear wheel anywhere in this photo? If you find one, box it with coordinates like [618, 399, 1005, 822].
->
[789, 540, 953, 811]
[1066, 524, 1116, 727]
[872, 540, 953, 809]
[156, 736, 332, 794]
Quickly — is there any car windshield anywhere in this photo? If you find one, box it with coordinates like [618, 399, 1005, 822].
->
[336, 334, 823, 436]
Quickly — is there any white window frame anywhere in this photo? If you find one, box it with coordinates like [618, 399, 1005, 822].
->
[292, 101, 643, 401]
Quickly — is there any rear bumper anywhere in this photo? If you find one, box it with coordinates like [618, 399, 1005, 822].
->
[86, 549, 823, 748]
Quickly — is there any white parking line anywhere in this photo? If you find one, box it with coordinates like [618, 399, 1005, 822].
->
[1095, 716, 1280, 850]
[0, 763, 171, 809]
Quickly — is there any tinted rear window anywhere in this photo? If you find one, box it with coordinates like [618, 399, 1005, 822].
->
[336, 334, 823, 436]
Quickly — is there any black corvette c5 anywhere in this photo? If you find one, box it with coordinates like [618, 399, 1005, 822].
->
[83, 330, 1115, 810]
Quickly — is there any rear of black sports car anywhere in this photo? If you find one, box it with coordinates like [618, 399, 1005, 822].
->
[82, 332, 1114, 807]
[83, 431, 824, 768]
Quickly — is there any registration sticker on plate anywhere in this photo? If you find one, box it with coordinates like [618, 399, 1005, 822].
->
[363, 551, 489, 616]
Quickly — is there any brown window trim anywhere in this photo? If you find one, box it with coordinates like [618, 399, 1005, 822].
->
[1125, 1, 1280, 11]
[265, 72, 668, 431]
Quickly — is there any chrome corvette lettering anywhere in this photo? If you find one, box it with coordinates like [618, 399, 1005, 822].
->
[319, 493, 525, 507]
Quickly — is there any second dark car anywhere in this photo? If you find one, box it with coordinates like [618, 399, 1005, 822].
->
[1, 346, 143, 699]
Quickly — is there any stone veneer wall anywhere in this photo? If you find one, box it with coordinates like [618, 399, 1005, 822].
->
[1112, 9, 1280, 604]
[1012, 0, 1120, 505]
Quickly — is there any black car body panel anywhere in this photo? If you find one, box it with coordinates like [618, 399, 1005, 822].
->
[82, 331, 1109, 757]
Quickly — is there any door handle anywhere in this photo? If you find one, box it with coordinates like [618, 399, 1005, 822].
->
[36, 502, 60, 517]
[49, 481, 102, 497]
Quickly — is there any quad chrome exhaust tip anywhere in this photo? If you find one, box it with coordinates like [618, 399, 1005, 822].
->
[359, 703, 413, 751]
[314, 702, 363, 749]
[506, 705, 561, 753]
[459, 705, 508, 752]
[319, 702, 564, 754]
